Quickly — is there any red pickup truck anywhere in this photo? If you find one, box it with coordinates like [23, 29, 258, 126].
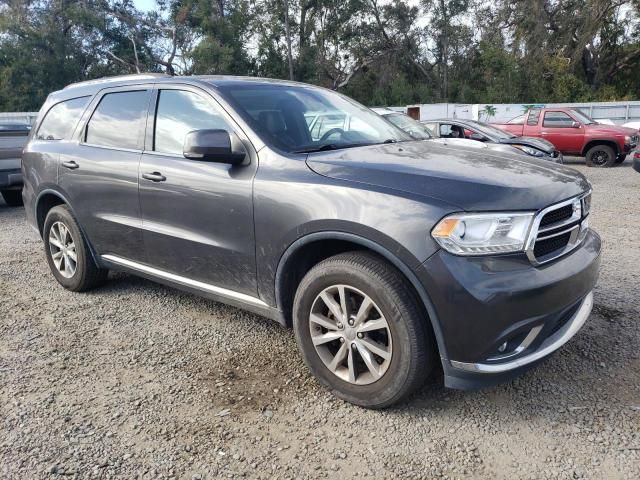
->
[493, 107, 639, 167]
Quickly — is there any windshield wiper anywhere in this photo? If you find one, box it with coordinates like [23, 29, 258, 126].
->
[294, 142, 375, 154]
[293, 144, 341, 154]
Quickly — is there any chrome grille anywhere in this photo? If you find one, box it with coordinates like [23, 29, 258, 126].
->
[525, 192, 591, 265]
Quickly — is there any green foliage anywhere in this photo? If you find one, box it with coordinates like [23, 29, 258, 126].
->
[0, 0, 638, 111]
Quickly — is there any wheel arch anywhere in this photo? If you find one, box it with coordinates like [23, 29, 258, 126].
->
[581, 139, 619, 156]
[34, 189, 102, 266]
[274, 231, 449, 361]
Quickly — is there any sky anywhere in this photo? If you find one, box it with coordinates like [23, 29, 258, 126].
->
[133, 0, 157, 11]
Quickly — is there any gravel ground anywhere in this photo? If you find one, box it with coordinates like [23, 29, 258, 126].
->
[1, 157, 639, 479]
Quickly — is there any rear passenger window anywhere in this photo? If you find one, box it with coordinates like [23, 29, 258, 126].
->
[37, 97, 89, 140]
[85, 90, 149, 149]
[527, 109, 541, 126]
[154, 90, 232, 155]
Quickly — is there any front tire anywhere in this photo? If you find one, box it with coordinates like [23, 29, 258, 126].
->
[615, 154, 627, 164]
[585, 145, 616, 167]
[43, 205, 108, 292]
[1, 190, 23, 207]
[293, 251, 436, 409]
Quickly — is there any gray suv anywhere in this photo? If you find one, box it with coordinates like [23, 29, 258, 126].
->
[22, 75, 601, 408]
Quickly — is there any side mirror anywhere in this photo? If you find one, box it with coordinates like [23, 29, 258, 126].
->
[183, 129, 246, 165]
[571, 121, 581, 129]
[468, 133, 486, 141]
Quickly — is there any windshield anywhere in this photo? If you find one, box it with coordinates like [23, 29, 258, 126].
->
[215, 83, 412, 153]
[570, 109, 596, 125]
[463, 120, 516, 139]
[384, 113, 432, 140]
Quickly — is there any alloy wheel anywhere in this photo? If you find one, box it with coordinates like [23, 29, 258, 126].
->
[591, 149, 611, 166]
[309, 285, 392, 385]
[48, 221, 77, 278]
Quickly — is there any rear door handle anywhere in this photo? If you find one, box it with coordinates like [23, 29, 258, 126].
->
[142, 172, 167, 182]
[62, 160, 79, 170]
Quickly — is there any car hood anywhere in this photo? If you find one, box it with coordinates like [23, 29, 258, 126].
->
[499, 136, 557, 153]
[586, 124, 638, 136]
[306, 141, 590, 211]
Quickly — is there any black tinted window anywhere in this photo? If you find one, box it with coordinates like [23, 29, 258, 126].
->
[543, 111, 574, 128]
[86, 91, 149, 149]
[154, 90, 231, 155]
[527, 109, 541, 126]
[37, 97, 89, 140]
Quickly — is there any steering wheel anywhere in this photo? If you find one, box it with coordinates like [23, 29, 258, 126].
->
[319, 128, 346, 142]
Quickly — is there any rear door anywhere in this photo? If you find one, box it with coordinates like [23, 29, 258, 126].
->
[539, 110, 584, 154]
[58, 86, 152, 262]
[138, 84, 258, 296]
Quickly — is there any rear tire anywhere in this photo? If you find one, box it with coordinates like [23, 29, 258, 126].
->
[43, 205, 108, 292]
[292, 251, 436, 409]
[585, 145, 616, 167]
[1, 190, 23, 207]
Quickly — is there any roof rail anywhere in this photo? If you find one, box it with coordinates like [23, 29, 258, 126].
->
[63, 73, 169, 90]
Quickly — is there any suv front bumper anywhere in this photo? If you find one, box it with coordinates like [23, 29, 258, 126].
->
[416, 229, 601, 389]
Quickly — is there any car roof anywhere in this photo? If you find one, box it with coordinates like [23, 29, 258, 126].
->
[47, 74, 326, 105]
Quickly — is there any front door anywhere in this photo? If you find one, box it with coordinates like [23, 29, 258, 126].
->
[58, 87, 152, 262]
[138, 86, 258, 296]
[539, 111, 584, 154]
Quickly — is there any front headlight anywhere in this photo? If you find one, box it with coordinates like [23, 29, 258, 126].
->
[431, 212, 534, 255]
[514, 145, 544, 157]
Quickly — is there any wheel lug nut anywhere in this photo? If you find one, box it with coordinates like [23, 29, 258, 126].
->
[348, 319, 354, 326]
[351, 343, 357, 349]
[357, 332, 363, 339]
[340, 337, 345, 343]
[337, 322, 343, 329]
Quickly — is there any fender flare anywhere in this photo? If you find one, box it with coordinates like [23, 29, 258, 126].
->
[34, 188, 102, 267]
[274, 231, 449, 361]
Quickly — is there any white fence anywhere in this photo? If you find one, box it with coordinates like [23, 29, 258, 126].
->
[0, 112, 38, 125]
[397, 101, 640, 125]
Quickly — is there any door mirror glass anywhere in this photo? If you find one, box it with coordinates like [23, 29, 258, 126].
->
[183, 129, 246, 165]
[571, 121, 581, 129]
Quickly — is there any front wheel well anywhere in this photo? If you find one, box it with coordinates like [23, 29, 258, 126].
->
[277, 239, 365, 326]
[582, 140, 619, 156]
[35, 193, 66, 236]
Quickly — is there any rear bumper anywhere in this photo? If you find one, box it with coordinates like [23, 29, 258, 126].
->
[415, 229, 601, 390]
[0, 168, 22, 190]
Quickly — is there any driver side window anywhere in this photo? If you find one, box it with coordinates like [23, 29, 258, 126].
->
[154, 89, 233, 155]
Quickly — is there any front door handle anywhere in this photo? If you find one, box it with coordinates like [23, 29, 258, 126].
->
[62, 160, 79, 170]
[142, 172, 167, 182]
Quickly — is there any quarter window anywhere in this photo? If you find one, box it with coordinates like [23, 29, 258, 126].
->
[85, 90, 150, 149]
[154, 90, 232, 155]
[527, 109, 541, 126]
[543, 111, 575, 128]
[37, 96, 90, 140]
